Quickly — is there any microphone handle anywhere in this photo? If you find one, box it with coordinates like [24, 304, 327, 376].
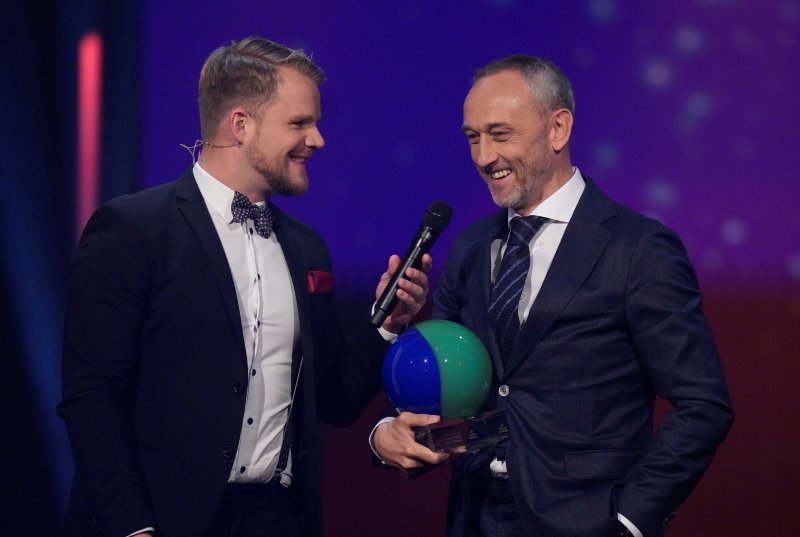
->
[370, 228, 432, 327]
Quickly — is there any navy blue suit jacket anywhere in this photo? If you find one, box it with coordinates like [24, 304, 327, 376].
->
[435, 178, 733, 537]
[58, 168, 388, 537]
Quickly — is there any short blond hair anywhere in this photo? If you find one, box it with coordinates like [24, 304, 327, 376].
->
[198, 36, 325, 138]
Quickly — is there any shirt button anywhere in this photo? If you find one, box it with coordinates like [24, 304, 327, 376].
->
[239, 466, 246, 474]
[247, 417, 253, 425]
[498, 384, 510, 397]
[251, 369, 257, 376]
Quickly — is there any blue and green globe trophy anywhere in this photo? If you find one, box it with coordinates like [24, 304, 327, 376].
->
[382, 320, 509, 453]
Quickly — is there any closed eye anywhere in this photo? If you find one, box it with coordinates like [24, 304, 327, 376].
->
[289, 116, 317, 129]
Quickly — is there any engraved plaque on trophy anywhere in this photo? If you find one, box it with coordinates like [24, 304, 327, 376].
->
[413, 409, 509, 454]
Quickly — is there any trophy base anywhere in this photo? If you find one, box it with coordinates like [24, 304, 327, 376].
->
[414, 409, 509, 454]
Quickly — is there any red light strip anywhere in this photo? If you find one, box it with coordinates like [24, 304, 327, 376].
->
[76, 32, 103, 240]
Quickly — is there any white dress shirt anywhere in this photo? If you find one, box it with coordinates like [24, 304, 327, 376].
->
[194, 162, 298, 486]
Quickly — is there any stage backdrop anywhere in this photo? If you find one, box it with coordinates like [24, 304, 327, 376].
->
[141, 0, 799, 295]
[137, 2, 800, 535]
[4, 0, 796, 535]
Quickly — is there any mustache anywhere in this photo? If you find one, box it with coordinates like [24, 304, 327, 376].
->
[480, 162, 509, 174]
[478, 163, 513, 175]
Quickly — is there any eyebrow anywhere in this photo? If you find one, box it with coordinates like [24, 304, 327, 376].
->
[288, 113, 319, 123]
[461, 122, 511, 133]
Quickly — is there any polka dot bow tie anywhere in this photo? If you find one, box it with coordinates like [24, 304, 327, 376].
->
[231, 191, 274, 238]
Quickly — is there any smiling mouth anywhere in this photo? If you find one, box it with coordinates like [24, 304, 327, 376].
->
[488, 168, 512, 179]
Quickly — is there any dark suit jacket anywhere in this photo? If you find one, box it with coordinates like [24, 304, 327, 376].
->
[58, 168, 388, 537]
[434, 178, 734, 537]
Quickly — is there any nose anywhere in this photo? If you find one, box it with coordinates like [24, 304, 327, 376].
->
[306, 126, 325, 149]
[473, 138, 497, 168]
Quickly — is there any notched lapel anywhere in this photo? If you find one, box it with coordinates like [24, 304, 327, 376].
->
[271, 211, 312, 333]
[470, 213, 506, 377]
[472, 236, 504, 375]
[506, 182, 616, 373]
[271, 209, 315, 390]
[175, 173, 246, 363]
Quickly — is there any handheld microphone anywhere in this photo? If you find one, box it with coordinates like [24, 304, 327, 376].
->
[370, 201, 453, 327]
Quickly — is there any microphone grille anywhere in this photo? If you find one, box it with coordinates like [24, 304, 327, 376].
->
[423, 201, 453, 233]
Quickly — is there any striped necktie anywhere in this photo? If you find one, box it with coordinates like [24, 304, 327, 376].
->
[488, 215, 547, 363]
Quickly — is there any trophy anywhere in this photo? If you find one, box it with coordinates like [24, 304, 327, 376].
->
[383, 320, 509, 454]
[413, 409, 509, 454]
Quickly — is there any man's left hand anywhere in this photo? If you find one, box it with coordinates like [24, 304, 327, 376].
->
[376, 253, 432, 334]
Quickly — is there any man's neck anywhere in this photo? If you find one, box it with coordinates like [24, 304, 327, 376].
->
[517, 161, 574, 214]
[199, 153, 268, 203]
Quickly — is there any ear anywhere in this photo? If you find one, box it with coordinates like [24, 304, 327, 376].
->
[227, 107, 252, 146]
[550, 108, 573, 152]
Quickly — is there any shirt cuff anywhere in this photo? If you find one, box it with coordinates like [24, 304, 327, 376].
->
[378, 326, 399, 343]
[127, 528, 155, 537]
[617, 514, 643, 537]
[370, 302, 402, 342]
[368, 417, 396, 463]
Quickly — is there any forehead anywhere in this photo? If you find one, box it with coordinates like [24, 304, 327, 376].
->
[463, 70, 538, 127]
[263, 66, 321, 116]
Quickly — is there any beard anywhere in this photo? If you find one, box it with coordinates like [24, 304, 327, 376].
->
[485, 145, 552, 211]
[246, 133, 309, 197]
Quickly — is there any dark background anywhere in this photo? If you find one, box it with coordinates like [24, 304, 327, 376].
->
[3, 0, 799, 535]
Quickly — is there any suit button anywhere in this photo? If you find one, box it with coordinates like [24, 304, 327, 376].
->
[233, 382, 244, 395]
[221, 446, 235, 459]
[498, 384, 510, 397]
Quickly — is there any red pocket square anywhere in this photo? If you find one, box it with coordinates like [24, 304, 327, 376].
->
[307, 270, 335, 293]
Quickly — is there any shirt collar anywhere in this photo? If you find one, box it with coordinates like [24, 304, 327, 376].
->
[193, 161, 236, 223]
[194, 162, 269, 223]
[506, 167, 586, 225]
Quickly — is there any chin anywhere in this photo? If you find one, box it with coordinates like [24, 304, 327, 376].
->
[268, 175, 308, 197]
[293, 177, 309, 195]
[488, 187, 516, 209]
[491, 194, 513, 209]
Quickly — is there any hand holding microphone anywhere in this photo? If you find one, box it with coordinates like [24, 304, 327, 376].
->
[371, 201, 453, 329]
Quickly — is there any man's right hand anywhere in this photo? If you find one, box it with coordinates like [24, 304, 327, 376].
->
[373, 412, 450, 472]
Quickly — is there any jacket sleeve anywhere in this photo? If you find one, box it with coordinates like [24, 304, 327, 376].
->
[57, 203, 156, 536]
[616, 225, 734, 536]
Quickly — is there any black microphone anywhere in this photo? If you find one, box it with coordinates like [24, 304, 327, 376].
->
[370, 201, 453, 327]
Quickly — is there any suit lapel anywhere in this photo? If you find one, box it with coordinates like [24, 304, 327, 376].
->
[175, 170, 246, 365]
[270, 206, 311, 384]
[504, 179, 616, 374]
[472, 211, 508, 377]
